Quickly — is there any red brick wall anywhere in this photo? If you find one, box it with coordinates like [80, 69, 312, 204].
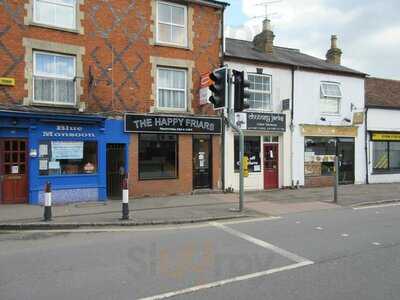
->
[0, 0, 223, 114]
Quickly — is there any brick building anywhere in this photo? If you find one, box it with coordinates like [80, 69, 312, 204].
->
[0, 0, 228, 204]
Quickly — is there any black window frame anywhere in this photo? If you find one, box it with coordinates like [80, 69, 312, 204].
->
[372, 140, 400, 173]
[138, 133, 179, 180]
[234, 136, 261, 173]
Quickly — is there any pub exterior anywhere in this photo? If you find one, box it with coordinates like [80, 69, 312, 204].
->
[124, 114, 222, 197]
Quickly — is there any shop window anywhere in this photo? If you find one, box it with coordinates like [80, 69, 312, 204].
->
[320, 82, 342, 114]
[157, 1, 187, 46]
[373, 141, 400, 172]
[234, 136, 261, 172]
[139, 134, 178, 180]
[34, 0, 76, 30]
[304, 137, 336, 176]
[38, 141, 97, 176]
[157, 67, 187, 110]
[248, 73, 272, 111]
[33, 52, 76, 105]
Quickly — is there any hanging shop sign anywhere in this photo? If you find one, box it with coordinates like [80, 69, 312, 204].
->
[124, 114, 222, 134]
[371, 132, 400, 141]
[235, 112, 286, 132]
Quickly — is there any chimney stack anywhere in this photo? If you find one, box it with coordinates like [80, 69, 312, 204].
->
[326, 35, 342, 65]
[253, 19, 275, 54]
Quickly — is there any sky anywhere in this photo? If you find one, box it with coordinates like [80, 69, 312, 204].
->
[224, 0, 400, 80]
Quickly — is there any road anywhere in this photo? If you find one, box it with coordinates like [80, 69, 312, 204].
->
[1, 203, 400, 300]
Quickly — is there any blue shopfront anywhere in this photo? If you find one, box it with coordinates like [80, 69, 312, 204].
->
[0, 109, 129, 205]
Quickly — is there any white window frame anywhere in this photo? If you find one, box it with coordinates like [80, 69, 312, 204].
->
[320, 81, 342, 115]
[33, 0, 77, 30]
[33, 51, 76, 106]
[156, 67, 187, 111]
[156, 1, 188, 47]
[247, 73, 272, 112]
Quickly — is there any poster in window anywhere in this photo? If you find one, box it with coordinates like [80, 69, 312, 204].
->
[51, 141, 84, 160]
[39, 144, 48, 157]
[39, 159, 48, 171]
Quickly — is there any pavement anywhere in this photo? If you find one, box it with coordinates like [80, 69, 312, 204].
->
[0, 183, 400, 229]
[1, 203, 400, 299]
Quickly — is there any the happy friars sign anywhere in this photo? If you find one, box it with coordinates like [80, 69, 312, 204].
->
[124, 114, 222, 134]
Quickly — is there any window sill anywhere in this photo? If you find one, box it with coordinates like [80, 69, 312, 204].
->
[372, 170, 400, 175]
[151, 107, 194, 115]
[153, 42, 191, 51]
[39, 173, 98, 178]
[139, 177, 178, 181]
[29, 22, 80, 34]
[31, 102, 78, 110]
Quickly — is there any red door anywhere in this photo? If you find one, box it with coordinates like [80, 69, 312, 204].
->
[264, 143, 278, 189]
[0, 139, 28, 204]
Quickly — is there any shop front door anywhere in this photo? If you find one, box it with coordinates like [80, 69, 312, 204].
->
[193, 136, 212, 189]
[264, 143, 279, 189]
[337, 138, 355, 184]
[0, 139, 28, 204]
[106, 144, 126, 199]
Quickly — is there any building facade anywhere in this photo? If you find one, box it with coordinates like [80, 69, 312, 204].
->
[0, 0, 227, 204]
[223, 19, 366, 191]
[365, 77, 400, 184]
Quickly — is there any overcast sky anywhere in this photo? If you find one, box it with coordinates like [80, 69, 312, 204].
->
[224, 0, 400, 80]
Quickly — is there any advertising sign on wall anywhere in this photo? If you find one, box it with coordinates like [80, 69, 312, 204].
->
[124, 114, 222, 134]
[51, 141, 84, 160]
[234, 112, 286, 132]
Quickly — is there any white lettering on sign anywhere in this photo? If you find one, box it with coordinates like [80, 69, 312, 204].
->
[42, 124, 96, 138]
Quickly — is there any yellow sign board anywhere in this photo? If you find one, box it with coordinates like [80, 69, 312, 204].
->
[0, 77, 15, 86]
[371, 132, 400, 141]
[243, 156, 249, 178]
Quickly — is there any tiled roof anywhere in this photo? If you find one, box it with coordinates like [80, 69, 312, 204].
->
[366, 77, 400, 109]
[225, 38, 366, 77]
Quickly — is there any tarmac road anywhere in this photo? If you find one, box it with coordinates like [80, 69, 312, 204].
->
[1, 203, 400, 300]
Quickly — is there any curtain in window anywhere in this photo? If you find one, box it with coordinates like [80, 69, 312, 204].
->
[158, 68, 186, 109]
[34, 52, 75, 104]
[157, 2, 186, 45]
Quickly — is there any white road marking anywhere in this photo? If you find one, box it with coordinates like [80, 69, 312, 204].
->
[315, 227, 324, 230]
[296, 221, 301, 224]
[220, 216, 282, 225]
[210, 222, 313, 264]
[353, 202, 400, 210]
[341, 234, 349, 237]
[137, 261, 314, 300]
[372, 242, 381, 246]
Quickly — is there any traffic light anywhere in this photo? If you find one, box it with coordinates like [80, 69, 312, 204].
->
[233, 70, 250, 112]
[208, 68, 227, 109]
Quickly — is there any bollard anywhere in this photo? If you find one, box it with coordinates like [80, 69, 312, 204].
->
[333, 156, 339, 203]
[43, 181, 52, 221]
[121, 176, 129, 220]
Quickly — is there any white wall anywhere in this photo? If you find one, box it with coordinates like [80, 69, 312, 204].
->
[292, 70, 366, 185]
[224, 60, 292, 191]
[367, 108, 400, 183]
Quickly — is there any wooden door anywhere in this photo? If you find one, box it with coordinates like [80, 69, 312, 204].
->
[0, 139, 28, 204]
[264, 143, 279, 189]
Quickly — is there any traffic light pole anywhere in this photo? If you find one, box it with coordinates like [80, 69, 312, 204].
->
[226, 69, 245, 212]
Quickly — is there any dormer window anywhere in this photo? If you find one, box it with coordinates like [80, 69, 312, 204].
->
[156, 1, 187, 47]
[320, 82, 342, 114]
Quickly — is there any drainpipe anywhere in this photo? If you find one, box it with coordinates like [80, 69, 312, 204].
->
[290, 66, 296, 188]
[220, 6, 225, 190]
[365, 107, 369, 184]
